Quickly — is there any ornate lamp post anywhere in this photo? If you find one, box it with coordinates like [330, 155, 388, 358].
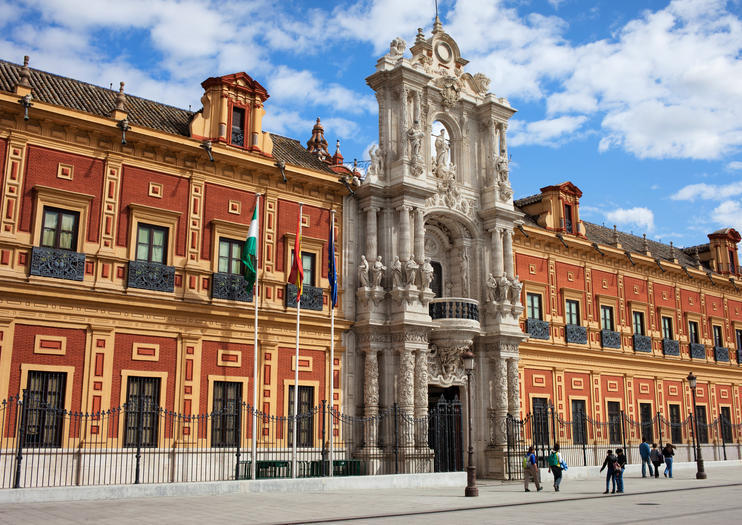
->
[463, 349, 478, 497]
[687, 371, 707, 479]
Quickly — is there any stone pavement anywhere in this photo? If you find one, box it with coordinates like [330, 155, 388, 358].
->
[0, 465, 740, 525]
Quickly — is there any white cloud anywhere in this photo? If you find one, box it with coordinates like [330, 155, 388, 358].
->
[712, 200, 742, 230]
[509, 116, 587, 147]
[671, 181, 742, 201]
[604, 207, 655, 233]
[727, 161, 742, 171]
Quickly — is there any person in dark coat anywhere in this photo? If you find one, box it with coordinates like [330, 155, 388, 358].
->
[599, 449, 618, 494]
[639, 439, 653, 477]
[615, 448, 627, 493]
[662, 443, 675, 478]
[650, 443, 663, 478]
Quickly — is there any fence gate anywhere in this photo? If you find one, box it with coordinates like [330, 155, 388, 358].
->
[428, 396, 463, 472]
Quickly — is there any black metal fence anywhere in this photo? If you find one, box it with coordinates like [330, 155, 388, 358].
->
[0, 393, 463, 489]
[504, 404, 742, 480]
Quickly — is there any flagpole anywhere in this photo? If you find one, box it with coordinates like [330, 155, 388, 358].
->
[251, 193, 261, 481]
[328, 209, 335, 476]
[292, 203, 303, 479]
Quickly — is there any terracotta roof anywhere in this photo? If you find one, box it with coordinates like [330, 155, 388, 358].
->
[0, 58, 335, 174]
[513, 193, 542, 207]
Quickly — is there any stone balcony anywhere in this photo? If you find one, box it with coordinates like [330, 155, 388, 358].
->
[30, 246, 85, 281]
[429, 297, 480, 347]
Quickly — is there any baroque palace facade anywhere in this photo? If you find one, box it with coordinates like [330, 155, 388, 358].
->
[0, 18, 741, 482]
[0, 57, 351, 447]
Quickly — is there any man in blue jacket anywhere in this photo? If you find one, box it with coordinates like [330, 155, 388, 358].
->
[639, 439, 653, 478]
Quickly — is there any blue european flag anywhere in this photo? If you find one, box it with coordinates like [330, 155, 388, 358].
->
[329, 222, 338, 308]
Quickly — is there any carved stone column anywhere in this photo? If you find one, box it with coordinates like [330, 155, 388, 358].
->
[492, 354, 508, 447]
[397, 205, 412, 261]
[414, 348, 428, 447]
[413, 208, 425, 262]
[364, 206, 379, 260]
[363, 350, 380, 447]
[499, 122, 508, 159]
[507, 357, 520, 419]
[398, 348, 415, 446]
[491, 228, 504, 277]
[503, 229, 514, 279]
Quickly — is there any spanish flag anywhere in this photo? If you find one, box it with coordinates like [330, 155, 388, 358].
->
[288, 205, 303, 300]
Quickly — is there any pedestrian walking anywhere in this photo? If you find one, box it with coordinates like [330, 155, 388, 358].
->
[662, 443, 675, 478]
[615, 448, 627, 493]
[599, 449, 618, 494]
[639, 439, 654, 477]
[523, 445, 543, 492]
[649, 443, 663, 479]
[547, 444, 566, 492]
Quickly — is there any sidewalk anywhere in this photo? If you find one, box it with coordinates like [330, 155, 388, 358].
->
[0, 464, 739, 524]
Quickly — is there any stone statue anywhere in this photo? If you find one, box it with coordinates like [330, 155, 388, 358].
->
[358, 255, 370, 288]
[495, 156, 509, 182]
[507, 276, 523, 304]
[407, 122, 424, 160]
[370, 255, 386, 288]
[460, 251, 470, 297]
[486, 273, 497, 303]
[496, 276, 508, 302]
[391, 256, 403, 288]
[421, 257, 434, 291]
[434, 129, 449, 171]
[404, 256, 419, 287]
[389, 37, 406, 58]
[368, 144, 384, 180]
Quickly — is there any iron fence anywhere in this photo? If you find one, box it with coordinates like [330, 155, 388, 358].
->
[504, 404, 742, 479]
[0, 393, 462, 489]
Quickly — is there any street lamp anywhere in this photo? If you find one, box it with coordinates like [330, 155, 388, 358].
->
[687, 371, 707, 480]
[462, 349, 478, 497]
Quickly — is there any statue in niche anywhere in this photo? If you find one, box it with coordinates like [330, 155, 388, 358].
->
[407, 121, 424, 160]
[507, 276, 523, 304]
[421, 258, 434, 290]
[391, 256, 404, 288]
[370, 256, 386, 288]
[486, 273, 498, 303]
[496, 276, 509, 302]
[495, 156, 513, 201]
[388, 37, 406, 59]
[404, 256, 419, 287]
[433, 129, 450, 173]
[358, 255, 370, 288]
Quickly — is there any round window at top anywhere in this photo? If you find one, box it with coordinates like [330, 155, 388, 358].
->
[435, 42, 452, 63]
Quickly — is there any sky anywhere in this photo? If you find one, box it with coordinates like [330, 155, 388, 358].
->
[0, 0, 741, 249]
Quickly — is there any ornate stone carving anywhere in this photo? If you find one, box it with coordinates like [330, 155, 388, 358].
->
[486, 273, 497, 303]
[428, 344, 467, 387]
[367, 144, 385, 181]
[471, 72, 490, 94]
[407, 122, 425, 177]
[398, 349, 415, 410]
[495, 156, 513, 202]
[414, 349, 428, 409]
[391, 256, 403, 288]
[388, 37, 406, 59]
[370, 255, 386, 288]
[358, 255, 370, 288]
[420, 257, 434, 290]
[507, 358, 520, 418]
[436, 75, 461, 108]
[364, 351, 379, 407]
[404, 256, 419, 287]
[506, 276, 523, 305]
[460, 249, 470, 297]
[392, 327, 429, 344]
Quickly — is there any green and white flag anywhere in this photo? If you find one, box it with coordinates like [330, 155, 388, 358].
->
[241, 199, 259, 291]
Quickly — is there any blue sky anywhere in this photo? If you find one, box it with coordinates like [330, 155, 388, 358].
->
[1, 0, 741, 249]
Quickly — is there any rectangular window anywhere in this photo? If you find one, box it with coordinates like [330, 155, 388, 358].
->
[689, 321, 699, 344]
[23, 371, 67, 448]
[661, 316, 673, 340]
[600, 305, 614, 331]
[290, 250, 316, 287]
[633, 311, 645, 336]
[729, 249, 736, 274]
[639, 403, 654, 443]
[124, 377, 161, 448]
[41, 207, 79, 251]
[695, 405, 708, 444]
[526, 293, 542, 320]
[607, 401, 622, 444]
[713, 325, 723, 347]
[563, 203, 573, 233]
[571, 399, 587, 445]
[669, 404, 682, 444]
[231, 106, 246, 147]
[211, 381, 243, 448]
[532, 398, 550, 448]
[218, 238, 244, 275]
[136, 223, 168, 264]
[287, 385, 314, 447]
[565, 299, 580, 326]
[720, 406, 733, 442]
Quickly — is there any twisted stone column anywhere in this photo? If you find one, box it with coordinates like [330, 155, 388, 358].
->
[414, 349, 429, 447]
[507, 358, 520, 420]
[363, 350, 379, 447]
[398, 348, 415, 446]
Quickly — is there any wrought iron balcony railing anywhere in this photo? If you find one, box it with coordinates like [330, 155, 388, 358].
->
[662, 338, 680, 356]
[285, 284, 323, 311]
[633, 334, 652, 353]
[601, 330, 621, 349]
[714, 346, 730, 363]
[211, 273, 253, 303]
[29, 246, 85, 281]
[429, 298, 479, 321]
[526, 318, 550, 340]
[127, 260, 175, 292]
[565, 324, 587, 344]
[690, 343, 706, 360]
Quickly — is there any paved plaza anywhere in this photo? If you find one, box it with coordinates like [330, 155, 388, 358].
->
[0, 465, 740, 524]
